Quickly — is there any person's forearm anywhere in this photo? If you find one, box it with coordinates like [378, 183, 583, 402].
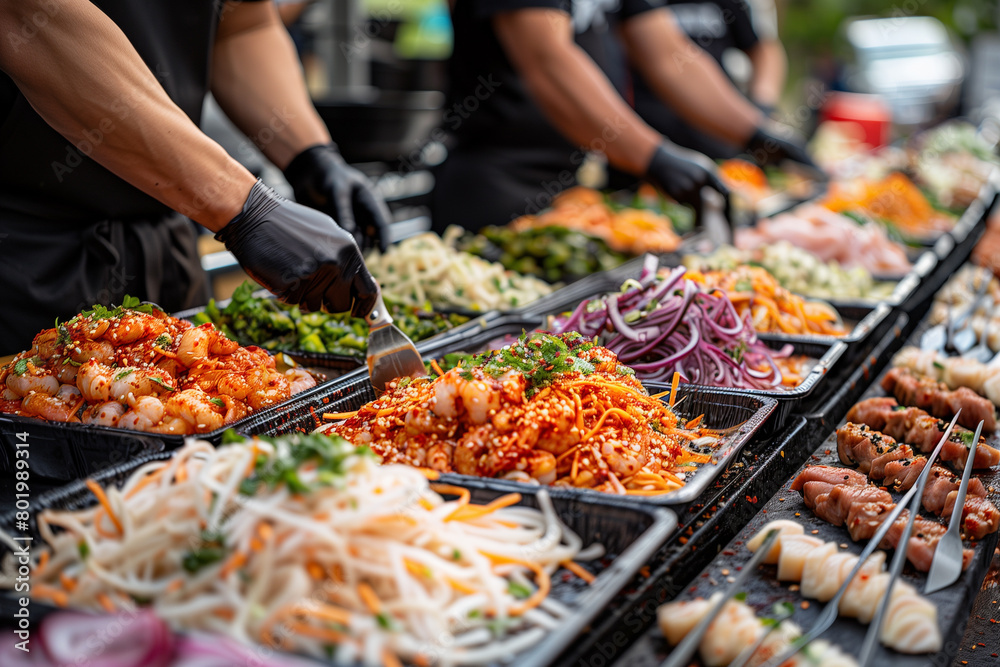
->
[0, 0, 254, 230]
[623, 10, 761, 146]
[212, 1, 330, 170]
[747, 40, 787, 107]
[495, 11, 659, 175]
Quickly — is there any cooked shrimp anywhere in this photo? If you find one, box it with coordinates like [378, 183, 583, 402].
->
[176, 324, 240, 368]
[54, 361, 79, 385]
[601, 439, 647, 478]
[68, 340, 115, 366]
[164, 389, 225, 433]
[6, 365, 59, 398]
[246, 372, 291, 411]
[82, 401, 126, 427]
[522, 450, 557, 484]
[21, 384, 83, 422]
[285, 368, 317, 395]
[425, 441, 455, 472]
[149, 415, 193, 435]
[103, 313, 166, 345]
[31, 329, 59, 360]
[459, 378, 500, 424]
[76, 360, 113, 402]
[119, 396, 166, 431]
[108, 367, 156, 402]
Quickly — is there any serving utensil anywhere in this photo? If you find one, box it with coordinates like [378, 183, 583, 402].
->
[660, 528, 780, 667]
[365, 290, 425, 395]
[924, 419, 983, 594]
[758, 411, 961, 667]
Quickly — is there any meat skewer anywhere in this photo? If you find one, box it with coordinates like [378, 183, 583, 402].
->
[892, 345, 1000, 409]
[846, 397, 1000, 469]
[790, 465, 975, 571]
[880, 367, 997, 431]
[836, 423, 999, 539]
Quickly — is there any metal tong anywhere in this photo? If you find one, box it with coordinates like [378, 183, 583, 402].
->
[924, 419, 983, 594]
[758, 411, 961, 667]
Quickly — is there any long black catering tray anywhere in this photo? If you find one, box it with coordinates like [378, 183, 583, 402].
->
[236, 367, 776, 507]
[0, 448, 677, 667]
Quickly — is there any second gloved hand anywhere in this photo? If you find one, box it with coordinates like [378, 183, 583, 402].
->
[216, 180, 379, 317]
[283, 143, 392, 251]
[645, 141, 730, 213]
[744, 121, 823, 176]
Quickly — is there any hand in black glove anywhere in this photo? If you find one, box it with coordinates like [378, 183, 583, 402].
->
[283, 143, 392, 252]
[645, 141, 731, 223]
[216, 180, 379, 317]
[744, 122, 824, 178]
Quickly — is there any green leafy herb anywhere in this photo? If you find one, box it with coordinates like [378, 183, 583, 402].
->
[507, 580, 533, 599]
[452, 549, 462, 561]
[463, 332, 599, 396]
[932, 360, 944, 370]
[12, 359, 29, 375]
[114, 369, 134, 381]
[959, 430, 977, 448]
[734, 278, 753, 292]
[209, 397, 225, 408]
[78, 541, 90, 560]
[56, 322, 72, 347]
[733, 591, 747, 602]
[79, 294, 155, 321]
[725, 340, 748, 364]
[154, 334, 172, 348]
[150, 376, 175, 392]
[182, 531, 226, 573]
[238, 432, 373, 496]
[222, 429, 247, 445]
[468, 610, 482, 619]
[650, 419, 663, 434]
[375, 612, 393, 630]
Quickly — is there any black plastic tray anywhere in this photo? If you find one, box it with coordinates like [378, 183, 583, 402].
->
[432, 317, 844, 435]
[237, 367, 777, 506]
[172, 291, 499, 373]
[514, 255, 652, 319]
[0, 448, 677, 667]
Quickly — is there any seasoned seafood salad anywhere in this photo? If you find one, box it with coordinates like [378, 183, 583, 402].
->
[0, 297, 316, 434]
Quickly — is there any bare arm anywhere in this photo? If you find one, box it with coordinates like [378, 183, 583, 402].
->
[211, 1, 331, 170]
[746, 39, 787, 107]
[493, 9, 660, 175]
[620, 9, 761, 145]
[0, 0, 255, 230]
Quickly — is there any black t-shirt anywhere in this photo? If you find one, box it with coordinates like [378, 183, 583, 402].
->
[0, 0, 262, 224]
[668, 0, 758, 64]
[446, 0, 662, 152]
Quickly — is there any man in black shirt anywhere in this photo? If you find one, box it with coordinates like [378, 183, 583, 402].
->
[433, 0, 809, 231]
[0, 0, 390, 353]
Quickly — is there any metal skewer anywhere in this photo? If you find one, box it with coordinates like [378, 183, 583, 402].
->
[660, 529, 780, 667]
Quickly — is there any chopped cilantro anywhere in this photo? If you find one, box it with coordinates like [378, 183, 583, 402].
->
[238, 432, 373, 496]
[375, 612, 393, 630]
[113, 369, 134, 381]
[12, 359, 29, 375]
[78, 541, 90, 560]
[452, 549, 462, 561]
[462, 332, 600, 396]
[468, 610, 482, 619]
[154, 334, 172, 348]
[79, 294, 155, 321]
[932, 360, 944, 370]
[733, 591, 747, 602]
[734, 278, 753, 292]
[725, 340, 748, 364]
[958, 430, 976, 448]
[209, 397, 225, 408]
[650, 419, 663, 433]
[150, 376, 175, 392]
[182, 531, 226, 573]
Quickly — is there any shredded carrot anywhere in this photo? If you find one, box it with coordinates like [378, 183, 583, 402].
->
[404, 558, 432, 579]
[416, 467, 440, 481]
[446, 577, 478, 594]
[649, 388, 672, 400]
[323, 411, 359, 421]
[685, 414, 704, 429]
[124, 467, 165, 499]
[284, 620, 348, 645]
[430, 359, 446, 377]
[625, 488, 675, 496]
[382, 648, 404, 667]
[175, 463, 188, 484]
[36, 550, 49, 574]
[166, 578, 184, 593]
[562, 560, 596, 584]
[152, 345, 177, 359]
[97, 593, 116, 613]
[430, 483, 471, 509]
[33, 584, 67, 607]
[358, 582, 382, 614]
[213, 608, 235, 621]
[669, 372, 680, 407]
[482, 552, 551, 615]
[447, 493, 522, 522]
[580, 407, 632, 442]
[58, 572, 77, 593]
[86, 479, 123, 535]
[677, 450, 713, 464]
[307, 562, 325, 580]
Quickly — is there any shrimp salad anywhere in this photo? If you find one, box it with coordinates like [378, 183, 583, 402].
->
[0, 433, 599, 666]
[320, 332, 720, 496]
[0, 297, 316, 434]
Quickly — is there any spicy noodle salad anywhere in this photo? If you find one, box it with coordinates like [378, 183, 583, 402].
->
[0, 434, 600, 666]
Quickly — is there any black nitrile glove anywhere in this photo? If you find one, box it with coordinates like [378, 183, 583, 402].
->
[645, 141, 731, 223]
[744, 122, 824, 178]
[283, 143, 392, 252]
[216, 180, 379, 317]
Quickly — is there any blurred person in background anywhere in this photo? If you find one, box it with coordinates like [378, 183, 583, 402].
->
[0, 0, 390, 353]
[627, 0, 788, 158]
[432, 0, 809, 231]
